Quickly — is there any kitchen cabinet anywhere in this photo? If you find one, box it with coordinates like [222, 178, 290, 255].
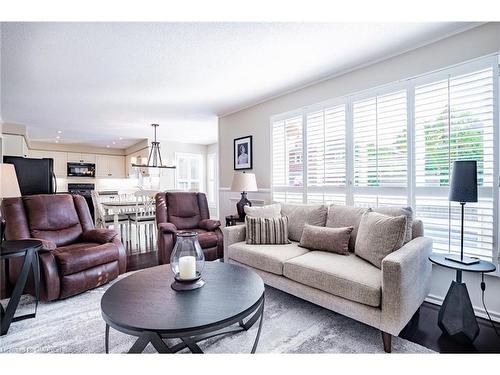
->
[29, 149, 68, 177]
[67, 153, 96, 163]
[96, 155, 126, 178]
[3, 134, 28, 157]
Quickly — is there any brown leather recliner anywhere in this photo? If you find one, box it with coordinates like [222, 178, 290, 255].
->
[1, 194, 127, 301]
[156, 192, 223, 264]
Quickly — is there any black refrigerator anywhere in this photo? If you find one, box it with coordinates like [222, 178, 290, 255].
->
[3, 156, 57, 195]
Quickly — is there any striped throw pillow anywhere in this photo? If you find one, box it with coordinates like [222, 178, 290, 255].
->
[245, 216, 291, 245]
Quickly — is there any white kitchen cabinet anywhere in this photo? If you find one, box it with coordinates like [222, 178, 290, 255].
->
[29, 149, 68, 177]
[96, 155, 126, 178]
[3, 134, 28, 157]
[67, 153, 96, 163]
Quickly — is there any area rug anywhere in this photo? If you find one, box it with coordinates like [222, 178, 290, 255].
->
[0, 271, 433, 354]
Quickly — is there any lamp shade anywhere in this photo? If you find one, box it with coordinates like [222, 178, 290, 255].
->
[449, 160, 477, 203]
[231, 172, 258, 192]
[1, 163, 21, 199]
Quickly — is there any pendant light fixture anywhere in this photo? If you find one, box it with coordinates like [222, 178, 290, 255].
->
[131, 124, 176, 169]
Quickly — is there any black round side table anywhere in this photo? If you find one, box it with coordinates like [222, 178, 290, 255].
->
[429, 253, 496, 343]
[0, 239, 42, 336]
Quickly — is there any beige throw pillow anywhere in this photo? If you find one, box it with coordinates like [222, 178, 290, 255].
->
[355, 211, 407, 269]
[372, 206, 413, 243]
[326, 205, 367, 252]
[299, 224, 353, 255]
[280, 203, 328, 242]
[244, 203, 281, 218]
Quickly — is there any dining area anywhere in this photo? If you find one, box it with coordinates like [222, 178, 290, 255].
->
[91, 188, 159, 253]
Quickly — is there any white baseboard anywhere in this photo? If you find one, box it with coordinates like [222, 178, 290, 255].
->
[425, 294, 500, 323]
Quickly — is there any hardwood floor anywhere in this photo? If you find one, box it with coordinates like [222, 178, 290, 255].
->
[126, 250, 159, 272]
[399, 302, 500, 353]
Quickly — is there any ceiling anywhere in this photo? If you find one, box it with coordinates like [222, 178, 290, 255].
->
[1, 22, 478, 148]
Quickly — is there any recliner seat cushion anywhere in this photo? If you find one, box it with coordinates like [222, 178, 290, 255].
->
[228, 241, 309, 275]
[283, 251, 382, 307]
[53, 242, 119, 276]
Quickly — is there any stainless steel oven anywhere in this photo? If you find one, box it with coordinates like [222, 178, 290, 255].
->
[67, 162, 95, 177]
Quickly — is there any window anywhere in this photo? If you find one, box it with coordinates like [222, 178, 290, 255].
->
[414, 67, 495, 259]
[175, 153, 203, 192]
[352, 89, 408, 207]
[207, 153, 217, 206]
[271, 55, 499, 261]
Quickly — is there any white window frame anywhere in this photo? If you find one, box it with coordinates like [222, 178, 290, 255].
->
[206, 153, 217, 207]
[270, 54, 499, 262]
[175, 152, 204, 192]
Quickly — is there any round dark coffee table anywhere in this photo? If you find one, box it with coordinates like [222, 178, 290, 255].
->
[101, 262, 265, 353]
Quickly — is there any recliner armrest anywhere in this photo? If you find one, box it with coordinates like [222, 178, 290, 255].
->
[199, 219, 221, 231]
[26, 238, 57, 251]
[80, 229, 118, 244]
[158, 222, 178, 234]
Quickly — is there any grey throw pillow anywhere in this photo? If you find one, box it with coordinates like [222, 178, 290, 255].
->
[326, 205, 367, 252]
[355, 210, 407, 269]
[299, 224, 353, 255]
[280, 203, 328, 242]
[372, 206, 413, 243]
[245, 216, 291, 245]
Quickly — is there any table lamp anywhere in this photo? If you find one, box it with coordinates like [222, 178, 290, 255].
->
[1, 163, 22, 241]
[446, 160, 479, 265]
[231, 172, 258, 220]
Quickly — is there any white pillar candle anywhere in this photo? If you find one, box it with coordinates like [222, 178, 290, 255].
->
[178, 256, 196, 279]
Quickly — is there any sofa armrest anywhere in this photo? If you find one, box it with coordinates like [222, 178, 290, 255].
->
[199, 219, 221, 231]
[222, 224, 246, 263]
[380, 236, 433, 335]
[158, 222, 178, 234]
[80, 229, 118, 244]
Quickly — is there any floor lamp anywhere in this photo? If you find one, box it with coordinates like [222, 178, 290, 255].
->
[445, 160, 479, 265]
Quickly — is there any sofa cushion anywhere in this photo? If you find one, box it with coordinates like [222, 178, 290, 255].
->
[283, 251, 382, 307]
[326, 205, 367, 252]
[227, 241, 309, 275]
[53, 242, 119, 276]
[281, 203, 328, 242]
[166, 192, 202, 229]
[246, 216, 290, 245]
[244, 203, 281, 218]
[372, 206, 413, 244]
[355, 211, 407, 269]
[299, 224, 353, 255]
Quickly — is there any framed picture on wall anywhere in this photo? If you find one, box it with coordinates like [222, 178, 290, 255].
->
[234, 135, 253, 170]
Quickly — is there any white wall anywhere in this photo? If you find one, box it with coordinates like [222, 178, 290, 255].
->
[218, 22, 500, 321]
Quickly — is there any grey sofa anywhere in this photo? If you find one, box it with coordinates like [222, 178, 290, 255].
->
[223, 204, 433, 353]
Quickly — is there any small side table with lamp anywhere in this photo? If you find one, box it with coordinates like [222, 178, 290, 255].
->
[429, 160, 497, 343]
[1, 163, 42, 336]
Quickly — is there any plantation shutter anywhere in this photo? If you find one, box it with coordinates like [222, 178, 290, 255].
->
[306, 104, 346, 205]
[414, 67, 495, 259]
[272, 115, 304, 203]
[352, 89, 408, 207]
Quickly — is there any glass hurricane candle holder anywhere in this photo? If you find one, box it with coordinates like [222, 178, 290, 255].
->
[170, 231, 205, 291]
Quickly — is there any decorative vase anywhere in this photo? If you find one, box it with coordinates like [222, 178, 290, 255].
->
[170, 231, 205, 291]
